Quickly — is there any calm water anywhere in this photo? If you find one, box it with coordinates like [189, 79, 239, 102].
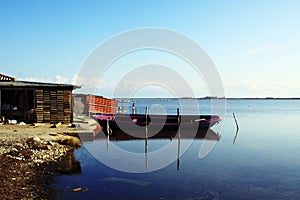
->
[53, 99, 300, 199]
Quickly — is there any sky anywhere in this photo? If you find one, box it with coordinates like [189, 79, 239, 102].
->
[0, 0, 300, 98]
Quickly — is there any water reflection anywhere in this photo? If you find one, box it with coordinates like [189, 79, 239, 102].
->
[57, 149, 82, 175]
[177, 126, 181, 170]
[94, 128, 220, 141]
[233, 128, 239, 145]
[91, 128, 220, 171]
[54, 100, 300, 199]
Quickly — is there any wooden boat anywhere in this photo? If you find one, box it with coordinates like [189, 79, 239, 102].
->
[85, 95, 221, 135]
[93, 114, 221, 133]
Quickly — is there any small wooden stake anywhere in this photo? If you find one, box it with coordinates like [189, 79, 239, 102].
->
[233, 112, 239, 131]
[120, 100, 125, 113]
[106, 119, 110, 150]
[145, 107, 149, 170]
[145, 107, 149, 142]
[132, 101, 135, 114]
[106, 119, 110, 134]
[177, 108, 181, 170]
[145, 107, 148, 127]
[233, 112, 239, 145]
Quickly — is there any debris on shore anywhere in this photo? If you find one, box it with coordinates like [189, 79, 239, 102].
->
[0, 124, 86, 200]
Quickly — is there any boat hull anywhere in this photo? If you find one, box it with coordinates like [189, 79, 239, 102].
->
[93, 114, 221, 133]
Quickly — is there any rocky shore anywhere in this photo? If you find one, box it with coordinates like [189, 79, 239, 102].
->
[0, 124, 84, 200]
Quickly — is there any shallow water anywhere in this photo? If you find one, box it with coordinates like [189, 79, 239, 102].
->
[53, 99, 300, 199]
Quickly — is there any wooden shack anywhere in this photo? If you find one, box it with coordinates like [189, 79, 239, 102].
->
[0, 73, 80, 124]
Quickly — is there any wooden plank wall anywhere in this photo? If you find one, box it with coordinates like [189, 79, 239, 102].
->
[63, 90, 72, 123]
[44, 90, 51, 122]
[50, 90, 57, 123]
[57, 90, 64, 122]
[35, 89, 72, 124]
[36, 90, 44, 123]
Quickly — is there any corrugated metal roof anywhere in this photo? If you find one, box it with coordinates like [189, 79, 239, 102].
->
[0, 80, 80, 89]
[0, 73, 80, 89]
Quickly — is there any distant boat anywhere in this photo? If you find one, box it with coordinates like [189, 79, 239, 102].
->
[93, 113, 221, 133]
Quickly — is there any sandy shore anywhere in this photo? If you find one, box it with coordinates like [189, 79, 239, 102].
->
[0, 123, 90, 199]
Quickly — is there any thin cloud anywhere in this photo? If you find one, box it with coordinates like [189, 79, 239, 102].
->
[55, 75, 68, 84]
[243, 41, 300, 56]
[21, 77, 52, 83]
[243, 44, 280, 55]
[22, 75, 70, 84]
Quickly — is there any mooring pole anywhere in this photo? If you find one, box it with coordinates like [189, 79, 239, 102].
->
[132, 101, 135, 114]
[233, 112, 239, 145]
[233, 112, 239, 131]
[121, 99, 125, 113]
[145, 107, 149, 146]
[177, 108, 181, 170]
[106, 118, 110, 134]
[145, 106, 149, 170]
[106, 119, 110, 150]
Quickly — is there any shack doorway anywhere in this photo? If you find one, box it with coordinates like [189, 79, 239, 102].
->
[1, 89, 36, 123]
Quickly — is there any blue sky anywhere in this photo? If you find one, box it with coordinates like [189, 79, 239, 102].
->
[1, 0, 299, 97]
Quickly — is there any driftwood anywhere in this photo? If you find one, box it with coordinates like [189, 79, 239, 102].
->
[32, 123, 45, 127]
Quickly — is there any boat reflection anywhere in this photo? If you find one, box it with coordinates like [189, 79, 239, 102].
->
[94, 128, 220, 141]
[92, 128, 220, 171]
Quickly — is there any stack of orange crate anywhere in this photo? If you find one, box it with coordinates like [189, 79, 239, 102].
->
[85, 95, 118, 114]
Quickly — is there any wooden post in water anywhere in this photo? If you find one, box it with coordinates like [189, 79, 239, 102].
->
[145, 107, 149, 147]
[106, 119, 110, 150]
[132, 101, 135, 114]
[145, 107, 149, 170]
[233, 112, 239, 131]
[145, 106, 148, 127]
[177, 108, 181, 170]
[120, 99, 125, 113]
[233, 112, 239, 145]
[106, 119, 110, 134]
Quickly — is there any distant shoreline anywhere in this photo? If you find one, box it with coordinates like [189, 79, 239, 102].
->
[222, 97, 300, 100]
